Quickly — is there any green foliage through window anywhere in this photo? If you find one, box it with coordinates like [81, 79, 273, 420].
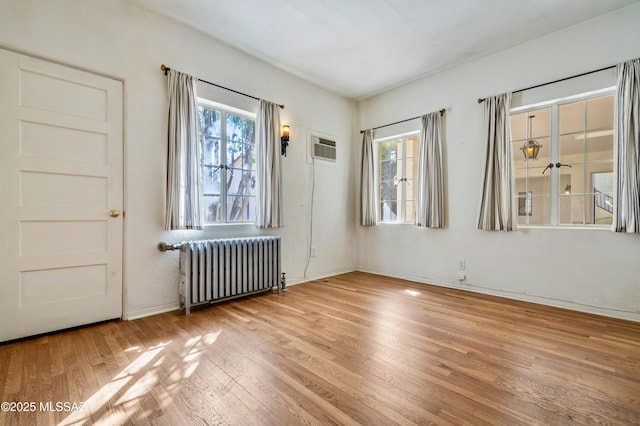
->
[198, 102, 256, 224]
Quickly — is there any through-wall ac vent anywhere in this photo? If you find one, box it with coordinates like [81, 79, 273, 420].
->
[311, 136, 337, 162]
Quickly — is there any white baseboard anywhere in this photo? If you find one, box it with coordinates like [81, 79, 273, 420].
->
[285, 267, 357, 287]
[124, 302, 180, 321]
[357, 268, 640, 323]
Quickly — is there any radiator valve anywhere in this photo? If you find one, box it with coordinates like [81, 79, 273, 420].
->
[281, 272, 287, 292]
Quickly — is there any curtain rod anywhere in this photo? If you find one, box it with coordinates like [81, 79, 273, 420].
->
[161, 64, 284, 109]
[360, 108, 446, 134]
[476, 64, 616, 104]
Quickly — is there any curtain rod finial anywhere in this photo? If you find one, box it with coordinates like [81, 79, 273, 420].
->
[440, 108, 446, 116]
[477, 98, 485, 104]
[160, 64, 166, 71]
[279, 104, 285, 110]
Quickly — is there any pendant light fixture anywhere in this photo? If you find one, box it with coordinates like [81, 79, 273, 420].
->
[521, 115, 541, 160]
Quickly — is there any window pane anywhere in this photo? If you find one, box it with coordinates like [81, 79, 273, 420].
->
[407, 177, 417, 204]
[225, 167, 240, 197]
[560, 101, 584, 134]
[564, 164, 584, 194]
[203, 165, 222, 194]
[592, 191, 614, 224]
[405, 200, 415, 223]
[517, 192, 532, 219]
[203, 196, 222, 223]
[558, 194, 582, 225]
[531, 137, 550, 165]
[245, 171, 257, 197]
[379, 201, 397, 222]
[587, 96, 614, 130]
[199, 107, 221, 137]
[380, 140, 398, 161]
[512, 137, 550, 165]
[530, 108, 551, 138]
[559, 172, 572, 196]
[558, 195, 585, 225]
[227, 169, 256, 197]
[514, 169, 528, 193]
[380, 159, 397, 181]
[528, 196, 551, 225]
[510, 113, 527, 141]
[227, 195, 254, 222]
[512, 141, 527, 170]
[591, 171, 614, 193]
[405, 135, 418, 178]
[526, 170, 551, 196]
[586, 163, 614, 192]
[405, 157, 417, 180]
[586, 133, 613, 162]
[515, 169, 551, 196]
[227, 113, 255, 143]
[243, 144, 256, 170]
[379, 133, 398, 218]
[202, 136, 221, 166]
[559, 134, 584, 163]
[226, 140, 242, 168]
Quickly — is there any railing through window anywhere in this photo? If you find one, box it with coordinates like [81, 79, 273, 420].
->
[594, 188, 614, 214]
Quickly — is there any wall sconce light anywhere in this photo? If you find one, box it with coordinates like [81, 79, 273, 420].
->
[564, 184, 571, 194]
[281, 125, 290, 157]
[521, 115, 541, 160]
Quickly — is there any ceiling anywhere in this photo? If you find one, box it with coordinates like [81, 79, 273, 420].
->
[130, 0, 638, 100]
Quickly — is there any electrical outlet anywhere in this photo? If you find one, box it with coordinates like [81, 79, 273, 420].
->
[311, 246, 316, 257]
[457, 260, 466, 270]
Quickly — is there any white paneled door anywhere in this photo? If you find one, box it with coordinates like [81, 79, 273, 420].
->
[0, 49, 123, 342]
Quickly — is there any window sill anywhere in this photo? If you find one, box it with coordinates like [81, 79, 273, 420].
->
[204, 222, 255, 228]
[518, 224, 611, 231]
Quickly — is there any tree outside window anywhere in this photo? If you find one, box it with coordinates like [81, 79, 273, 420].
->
[198, 102, 256, 224]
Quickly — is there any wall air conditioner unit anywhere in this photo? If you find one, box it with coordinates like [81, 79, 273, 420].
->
[310, 135, 337, 162]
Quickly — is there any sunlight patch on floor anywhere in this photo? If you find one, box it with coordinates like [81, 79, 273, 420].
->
[58, 331, 221, 425]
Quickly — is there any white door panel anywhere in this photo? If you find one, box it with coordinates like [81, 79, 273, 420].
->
[0, 49, 123, 342]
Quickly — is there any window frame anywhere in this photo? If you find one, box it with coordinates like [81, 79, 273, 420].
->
[375, 131, 419, 224]
[197, 98, 257, 226]
[510, 87, 616, 229]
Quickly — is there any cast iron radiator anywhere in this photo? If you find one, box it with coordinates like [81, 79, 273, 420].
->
[178, 237, 281, 314]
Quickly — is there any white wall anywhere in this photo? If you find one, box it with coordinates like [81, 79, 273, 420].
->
[357, 4, 640, 321]
[0, 0, 358, 319]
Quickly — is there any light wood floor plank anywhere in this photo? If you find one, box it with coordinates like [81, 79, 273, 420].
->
[1, 271, 639, 425]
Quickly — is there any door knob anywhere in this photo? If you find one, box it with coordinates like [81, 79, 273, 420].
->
[109, 209, 120, 218]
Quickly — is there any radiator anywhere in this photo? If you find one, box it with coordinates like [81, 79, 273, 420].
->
[179, 237, 281, 314]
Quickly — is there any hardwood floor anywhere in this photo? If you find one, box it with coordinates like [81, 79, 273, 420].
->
[1, 271, 639, 425]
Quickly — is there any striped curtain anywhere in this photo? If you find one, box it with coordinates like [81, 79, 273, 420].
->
[477, 93, 517, 231]
[360, 129, 377, 226]
[164, 69, 203, 230]
[256, 100, 283, 228]
[415, 112, 444, 228]
[613, 58, 640, 233]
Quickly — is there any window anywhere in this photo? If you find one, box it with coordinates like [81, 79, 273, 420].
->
[198, 100, 256, 224]
[377, 134, 418, 223]
[510, 90, 614, 226]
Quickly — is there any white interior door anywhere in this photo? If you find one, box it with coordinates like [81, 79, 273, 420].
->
[0, 49, 123, 342]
